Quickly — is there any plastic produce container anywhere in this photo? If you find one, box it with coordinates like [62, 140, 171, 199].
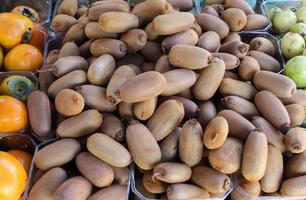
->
[0, 0, 52, 26]
[239, 31, 285, 73]
[131, 164, 233, 200]
[0, 133, 37, 200]
[0, 71, 39, 135]
[24, 138, 132, 200]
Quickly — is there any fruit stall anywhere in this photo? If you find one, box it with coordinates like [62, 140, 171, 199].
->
[1, 0, 306, 199]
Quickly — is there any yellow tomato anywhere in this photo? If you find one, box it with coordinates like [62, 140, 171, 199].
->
[0, 46, 3, 68]
[0, 95, 28, 133]
[4, 44, 43, 71]
[0, 151, 27, 200]
[0, 12, 34, 49]
[8, 150, 32, 173]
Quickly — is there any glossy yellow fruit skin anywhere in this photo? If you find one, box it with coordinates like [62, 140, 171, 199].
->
[0, 12, 34, 49]
[8, 149, 32, 173]
[0, 46, 3, 68]
[4, 44, 43, 71]
[0, 151, 27, 200]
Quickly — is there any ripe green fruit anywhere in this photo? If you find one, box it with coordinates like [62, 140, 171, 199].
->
[296, 7, 306, 23]
[269, 7, 282, 21]
[273, 10, 297, 33]
[290, 23, 306, 42]
[284, 56, 306, 88]
[281, 32, 305, 59]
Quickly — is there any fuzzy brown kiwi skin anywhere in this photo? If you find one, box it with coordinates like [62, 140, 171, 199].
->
[218, 40, 250, 59]
[285, 127, 306, 154]
[221, 8, 247, 32]
[212, 53, 240, 70]
[196, 13, 229, 39]
[255, 90, 291, 132]
[238, 56, 260, 81]
[250, 37, 275, 56]
[202, 6, 219, 17]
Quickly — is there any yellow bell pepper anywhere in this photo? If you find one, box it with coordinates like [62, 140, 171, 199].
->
[0, 13, 34, 49]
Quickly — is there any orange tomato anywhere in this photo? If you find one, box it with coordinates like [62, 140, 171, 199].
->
[8, 150, 32, 173]
[4, 44, 43, 71]
[0, 151, 27, 200]
[0, 96, 28, 133]
[0, 12, 34, 49]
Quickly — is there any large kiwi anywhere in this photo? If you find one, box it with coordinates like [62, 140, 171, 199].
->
[219, 78, 258, 100]
[285, 151, 306, 179]
[286, 104, 306, 127]
[140, 41, 163, 62]
[224, 0, 254, 14]
[167, 184, 210, 199]
[147, 100, 184, 141]
[238, 56, 260, 81]
[57, 109, 103, 137]
[57, 0, 78, 16]
[241, 130, 268, 182]
[99, 12, 139, 33]
[161, 29, 198, 53]
[154, 55, 173, 73]
[27, 91, 52, 139]
[100, 113, 125, 142]
[85, 22, 118, 40]
[192, 165, 231, 194]
[222, 8, 247, 31]
[29, 167, 67, 200]
[260, 145, 283, 193]
[88, 2, 129, 21]
[106, 65, 136, 105]
[126, 122, 161, 170]
[209, 137, 243, 174]
[76, 85, 117, 112]
[169, 44, 212, 69]
[133, 97, 158, 121]
[143, 172, 168, 194]
[54, 176, 92, 200]
[218, 110, 255, 140]
[253, 71, 297, 98]
[250, 37, 275, 55]
[52, 14, 77, 32]
[196, 13, 229, 39]
[255, 90, 290, 131]
[192, 58, 225, 100]
[203, 116, 228, 149]
[34, 139, 81, 170]
[197, 101, 217, 128]
[285, 127, 306, 154]
[212, 53, 240, 70]
[55, 89, 84, 117]
[120, 29, 147, 53]
[58, 42, 79, 58]
[160, 127, 181, 162]
[152, 12, 195, 35]
[90, 39, 127, 58]
[218, 40, 250, 59]
[281, 175, 306, 196]
[88, 185, 127, 200]
[221, 95, 259, 119]
[252, 116, 286, 153]
[87, 133, 132, 167]
[153, 162, 192, 183]
[162, 69, 197, 96]
[280, 89, 306, 109]
[63, 24, 86, 45]
[76, 152, 114, 187]
[231, 175, 261, 200]
[179, 119, 203, 167]
[119, 71, 166, 103]
[247, 50, 281, 72]
[197, 31, 220, 52]
[243, 14, 270, 31]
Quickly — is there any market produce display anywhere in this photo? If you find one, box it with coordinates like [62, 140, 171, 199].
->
[1, 0, 306, 200]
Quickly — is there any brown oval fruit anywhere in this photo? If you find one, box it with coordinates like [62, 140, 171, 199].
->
[126, 122, 161, 170]
[35, 139, 81, 171]
[87, 133, 132, 167]
[147, 100, 184, 141]
[167, 184, 210, 200]
[160, 127, 181, 162]
[54, 176, 92, 200]
[238, 56, 260, 81]
[285, 127, 306, 154]
[196, 13, 229, 39]
[243, 14, 270, 31]
[218, 40, 250, 59]
[280, 175, 306, 196]
[57, 110, 103, 138]
[153, 162, 192, 183]
[219, 78, 258, 100]
[76, 152, 114, 187]
[99, 12, 139, 33]
[52, 14, 77, 32]
[179, 119, 203, 167]
[133, 97, 158, 121]
[100, 113, 125, 142]
[197, 101, 217, 128]
[250, 37, 275, 55]
[203, 116, 229, 149]
[85, 22, 118, 40]
[209, 137, 243, 174]
[242, 131, 268, 182]
[286, 104, 305, 127]
[119, 71, 166, 103]
[253, 70, 297, 98]
[90, 39, 127, 58]
[247, 50, 281, 72]
[169, 44, 212, 69]
[120, 29, 147, 53]
[222, 8, 247, 31]
[88, 185, 127, 200]
[255, 90, 290, 131]
[55, 89, 84, 117]
[192, 57, 225, 100]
